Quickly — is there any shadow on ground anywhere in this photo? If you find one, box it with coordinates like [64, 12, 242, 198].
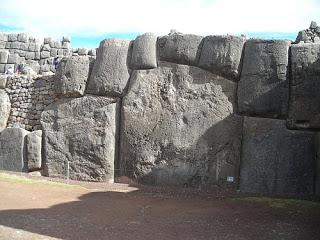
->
[0, 182, 320, 240]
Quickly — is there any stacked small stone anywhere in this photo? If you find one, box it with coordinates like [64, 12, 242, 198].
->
[0, 33, 72, 74]
[5, 75, 57, 130]
[295, 21, 320, 43]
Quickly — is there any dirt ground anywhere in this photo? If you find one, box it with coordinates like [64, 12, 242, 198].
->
[0, 172, 319, 240]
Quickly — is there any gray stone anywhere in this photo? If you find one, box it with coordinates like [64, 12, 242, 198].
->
[17, 33, 28, 42]
[86, 39, 131, 97]
[41, 95, 119, 182]
[310, 21, 318, 29]
[0, 33, 8, 42]
[78, 48, 88, 55]
[295, 30, 308, 43]
[120, 62, 242, 187]
[0, 75, 7, 88]
[11, 41, 20, 49]
[41, 51, 50, 59]
[288, 43, 320, 129]
[42, 44, 51, 51]
[157, 33, 203, 66]
[238, 40, 290, 118]
[316, 133, 320, 196]
[62, 42, 71, 49]
[62, 36, 71, 43]
[198, 35, 245, 81]
[19, 42, 28, 51]
[26, 130, 42, 170]
[25, 60, 40, 74]
[5, 64, 14, 74]
[7, 54, 19, 64]
[88, 49, 96, 56]
[131, 33, 157, 69]
[0, 64, 4, 73]
[44, 37, 51, 44]
[25, 51, 35, 60]
[55, 56, 90, 97]
[239, 117, 315, 195]
[0, 50, 9, 63]
[28, 43, 41, 52]
[0, 89, 11, 128]
[7, 33, 18, 42]
[0, 127, 29, 172]
[57, 49, 64, 56]
[50, 48, 58, 57]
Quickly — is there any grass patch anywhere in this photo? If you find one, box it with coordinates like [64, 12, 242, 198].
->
[0, 172, 84, 189]
[230, 196, 320, 210]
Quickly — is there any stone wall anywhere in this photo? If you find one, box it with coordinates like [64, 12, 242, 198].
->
[0, 24, 319, 196]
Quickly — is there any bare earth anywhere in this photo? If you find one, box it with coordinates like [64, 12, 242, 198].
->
[0, 172, 319, 240]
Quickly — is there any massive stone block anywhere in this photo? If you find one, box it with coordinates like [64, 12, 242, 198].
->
[316, 133, 320, 196]
[288, 43, 320, 129]
[238, 40, 290, 118]
[55, 56, 90, 97]
[198, 35, 245, 81]
[26, 130, 42, 171]
[86, 39, 131, 97]
[120, 62, 242, 187]
[0, 89, 11, 129]
[131, 33, 157, 69]
[41, 95, 119, 182]
[0, 127, 29, 172]
[239, 117, 315, 195]
[157, 33, 203, 66]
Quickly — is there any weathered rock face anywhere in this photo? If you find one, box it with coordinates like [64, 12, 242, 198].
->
[120, 62, 242, 187]
[26, 130, 42, 170]
[316, 133, 320, 196]
[0, 75, 7, 89]
[157, 33, 203, 66]
[198, 35, 245, 81]
[86, 39, 131, 97]
[0, 89, 11, 129]
[238, 40, 290, 118]
[288, 43, 320, 129]
[131, 33, 157, 69]
[0, 127, 29, 172]
[55, 56, 90, 97]
[240, 117, 315, 195]
[41, 95, 119, 182]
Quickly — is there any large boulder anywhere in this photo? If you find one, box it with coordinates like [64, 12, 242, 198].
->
[238, 40, 290, 118]
[55, 56, 90, 97]
[0, 127, 29, 172]
[131, 33, 157, 69]
[287, 43, 320, 129]
[198, 35, 245, 81]
[157, 33, 203, 66]
[316, 133, 320, 196]
[0, 89, 11, 129]
[239, 117, 316, 195]
[26, 130, 42, 171]
[120, 62, 242, 187]
[41, 95, 119, 182]
[86, 39, 131, 97]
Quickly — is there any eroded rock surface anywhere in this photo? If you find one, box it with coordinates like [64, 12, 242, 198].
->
[41, 95, 119, 182]
[198, 35, 245, 81]
[131, 33, 157, 69]
[157, 33, 203, 66]
[86, 39, 131, 97]
[26, 130, 42, 170]
[0, 89, 11, 129]
[120, 62, 242, 187]
[55, 56, 90, 97]
[238, 40, 290, 118]
[288, 43, 320, 129]
[240, 117, 315, 195]
[0, 127, 29, 172]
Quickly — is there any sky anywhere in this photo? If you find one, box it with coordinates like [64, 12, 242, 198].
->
[0, 0, 319, 48]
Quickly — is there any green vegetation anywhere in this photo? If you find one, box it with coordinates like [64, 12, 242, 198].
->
[0, 172, 83, 189]
[231, 196, 320, 210]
